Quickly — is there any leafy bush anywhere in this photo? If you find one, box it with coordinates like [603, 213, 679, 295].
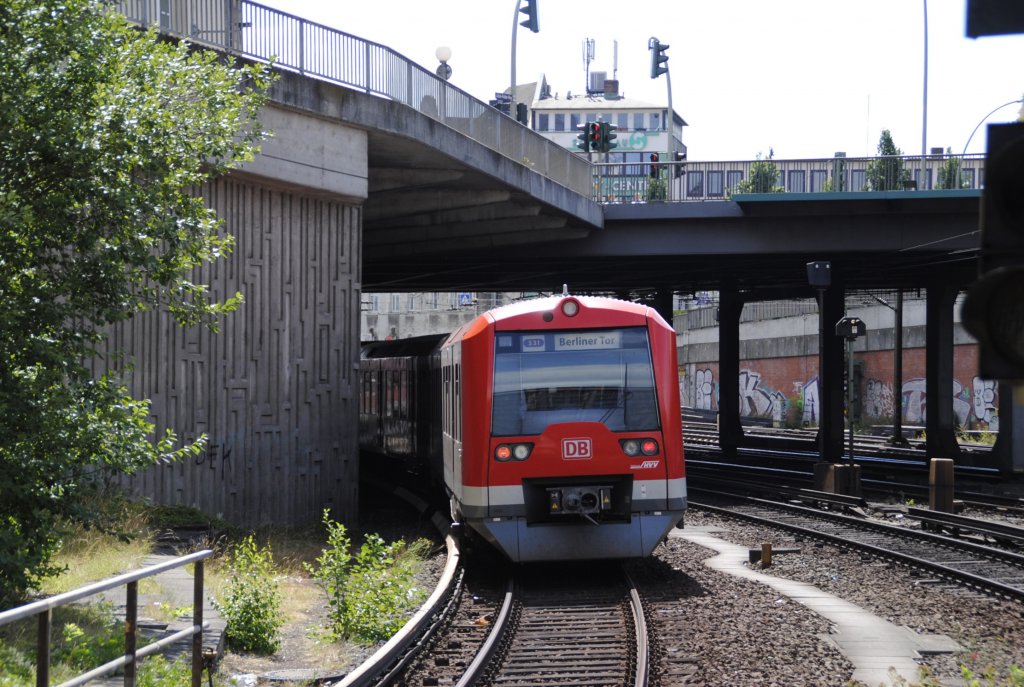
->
[0, 603, 192, 686]
[214, 535, 283, 654]
[305, 510, 352, 637]
[305, 510, 428, 643]
[732, 151, 784, 194]
[960, 663, 1024, 687]
[136, 655, 193, 687]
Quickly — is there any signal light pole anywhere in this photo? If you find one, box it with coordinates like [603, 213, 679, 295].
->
[510, 0, 539, 127]
[649, 37, 674, 197]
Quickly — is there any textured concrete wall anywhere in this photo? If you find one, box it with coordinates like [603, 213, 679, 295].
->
[104, 176, 363, 527]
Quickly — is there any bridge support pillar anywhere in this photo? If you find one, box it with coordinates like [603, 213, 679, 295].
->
[718, 287, 743, 456]
[653, 288, 675, 328]
[820, 286, 846, 462]
[925, 284, 961, 461]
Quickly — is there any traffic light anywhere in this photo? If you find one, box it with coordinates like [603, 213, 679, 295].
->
[588, 121, 602, 152]
[961, 121, 1024, 380]
[650, 39, 669, 79]
[519, 0, 539, 33]
[649, 152, 659, 178]
[601, 122, 617, 152]
[575, 121, 590, 153]
[674, 151, 686, 178]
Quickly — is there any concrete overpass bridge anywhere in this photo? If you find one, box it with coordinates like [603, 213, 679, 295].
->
[108, 0, 1015, 528]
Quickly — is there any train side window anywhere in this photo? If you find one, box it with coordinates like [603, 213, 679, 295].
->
[392, 371, 401, 418]
[442, 364, 450, 435]
[400, 370, 409, 418]
[454, 363, 461, 441]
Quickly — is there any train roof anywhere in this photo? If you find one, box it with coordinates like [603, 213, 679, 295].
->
[484, 294, 654, 323]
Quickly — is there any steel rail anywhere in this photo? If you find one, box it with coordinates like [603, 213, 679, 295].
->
[691, 494, 1024, 601]
[622, 566, 649, 687]
[455, 577, 516, 687]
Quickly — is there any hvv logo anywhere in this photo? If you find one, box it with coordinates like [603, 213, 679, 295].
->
[562, 438, 592, 460]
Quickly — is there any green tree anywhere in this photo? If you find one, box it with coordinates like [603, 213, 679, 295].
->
[865, 129, 911, 191]
[0, 0, 272, 605]
[732, 149, 784, 194]
[936, 147, 969, 189]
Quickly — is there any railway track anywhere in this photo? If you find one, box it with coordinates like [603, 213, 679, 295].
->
[686, 458, 1024, 545]
[681, 418, 995, 464]
[690, 490, 1024, 601]
[477, 564, 647, 687]
[339, 559, 649, 687]
[335, 488, 650, 687]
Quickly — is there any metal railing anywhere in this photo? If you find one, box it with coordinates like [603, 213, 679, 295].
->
[0, 550, 212, 687]
[593, 153, 986, 204]
[115, 0, 593, 197]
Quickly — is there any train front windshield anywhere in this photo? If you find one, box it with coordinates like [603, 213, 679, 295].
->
[492, 328, 660, 436]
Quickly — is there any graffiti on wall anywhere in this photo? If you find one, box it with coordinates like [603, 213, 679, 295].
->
[802, 378, 819, 425]
[738, 370, 786, 423]
[682, 365, 997, 430]
[864, 378, 895, 419]
[695, 368, 715, 411]
[863, 377, 998, 429]
[973, 377, 998, 427]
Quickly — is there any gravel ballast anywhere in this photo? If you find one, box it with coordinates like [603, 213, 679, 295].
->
[651, 508, 1024, 686]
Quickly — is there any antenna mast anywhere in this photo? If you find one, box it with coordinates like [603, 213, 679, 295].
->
[613, 40, 618, 80]
[582, 38, 595, 94]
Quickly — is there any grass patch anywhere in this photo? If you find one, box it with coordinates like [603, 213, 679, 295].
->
[37, 497, 155, 597]
[2, 497, 436, 686]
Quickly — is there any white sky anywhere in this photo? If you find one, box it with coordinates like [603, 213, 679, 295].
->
[254, 0, 1023, 161]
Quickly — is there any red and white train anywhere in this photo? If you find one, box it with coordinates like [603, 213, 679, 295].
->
[359, 294, 686, 562]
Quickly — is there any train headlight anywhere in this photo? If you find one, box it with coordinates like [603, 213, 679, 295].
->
[495, 443, 533, 461]
[620, 438, 659, 456]
[561, 299, 580, 317]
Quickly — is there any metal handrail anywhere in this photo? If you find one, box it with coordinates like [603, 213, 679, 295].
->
[593, 153, 986, 204]
[114, 0, 593, 197]
[0, 549, 213, 687]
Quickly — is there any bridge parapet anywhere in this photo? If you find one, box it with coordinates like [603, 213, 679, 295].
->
[593, 153, 986, 204]
[117, 0, 593, 197]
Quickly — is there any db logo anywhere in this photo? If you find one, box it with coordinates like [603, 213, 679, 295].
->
[561, 438, 592, 460]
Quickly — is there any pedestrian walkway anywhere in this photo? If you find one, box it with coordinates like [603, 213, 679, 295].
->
[672, 527, 964, 687]
[90, 553, 226, 685]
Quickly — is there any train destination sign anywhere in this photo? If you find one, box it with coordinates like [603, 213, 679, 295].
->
[554, 331, 621, 351]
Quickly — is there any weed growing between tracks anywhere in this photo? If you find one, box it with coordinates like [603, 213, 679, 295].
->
[304, 509, 429, 644]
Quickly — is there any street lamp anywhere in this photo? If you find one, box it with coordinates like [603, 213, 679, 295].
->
[435, 46, 452, 81]
[920, 0, 928, 189]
